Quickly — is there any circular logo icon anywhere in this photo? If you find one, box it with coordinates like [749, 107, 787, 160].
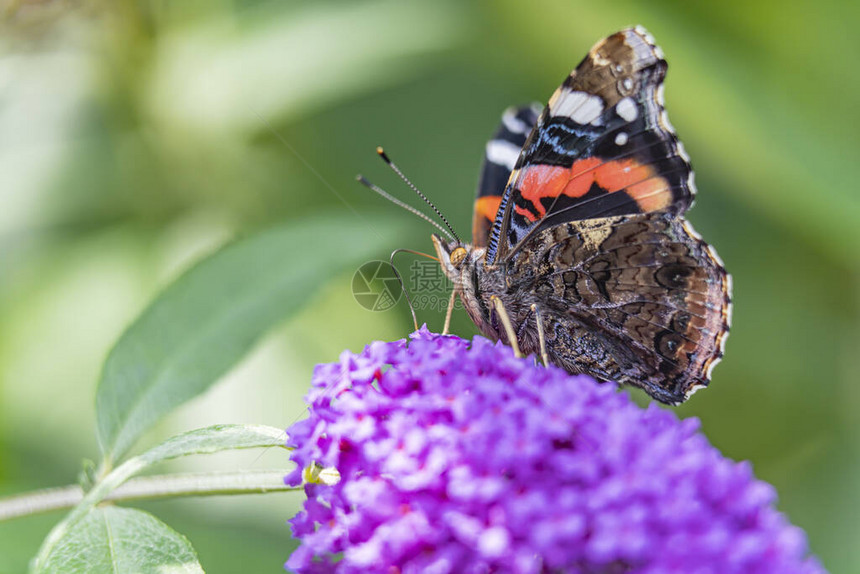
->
[352, 261, 402, 311]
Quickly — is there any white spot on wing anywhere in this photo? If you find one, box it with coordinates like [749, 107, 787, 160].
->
[684, 383, 706, 400]
[723, 285, 733, 330]
[616, 97, 638, 122]
[655, 82, 666, 106]
[633, 25, 665, 60]
[501, 107, 531, 135]
[680, 142, 697, 199]
[485, 139, 521, 171]
[615, 132, 628, 146]
[681, 220, 702, 241]
[655, 83, 678, 134]
[676, 140, 691, 163]
[704, 350, 723, 379]
[549, 88, 604, 125]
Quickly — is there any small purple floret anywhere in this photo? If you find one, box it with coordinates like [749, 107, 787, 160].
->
[285, 328, 825, 573]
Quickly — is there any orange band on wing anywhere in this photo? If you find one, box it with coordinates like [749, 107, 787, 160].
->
[514, 205, 535, 220]
[515, 158, 672, 221]
[471, 196, 504, 247]
[474, 196, 503, 222]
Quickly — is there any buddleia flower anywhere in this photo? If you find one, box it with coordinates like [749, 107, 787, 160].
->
[285, 328, 825, 574]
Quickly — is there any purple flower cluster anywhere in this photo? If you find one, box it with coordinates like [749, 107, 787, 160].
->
[285, 328, 824, 573]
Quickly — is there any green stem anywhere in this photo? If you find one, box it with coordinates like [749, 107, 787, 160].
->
[0, 470, 299, 522]
[31, 424, 292, 569]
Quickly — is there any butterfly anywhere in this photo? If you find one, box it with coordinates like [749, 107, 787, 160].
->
[430, 27, 731, 404]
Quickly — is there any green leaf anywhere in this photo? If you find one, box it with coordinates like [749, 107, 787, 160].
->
[96, 215, 404, 463]
[36, 507, 203, 574]
[100, 425, 289, 509]
[135, 424, 286, 465]
[33, 425, 288, 569]
[148, 1, 466, 135]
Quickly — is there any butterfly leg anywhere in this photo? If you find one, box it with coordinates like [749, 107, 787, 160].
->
[442, 289, 456, 335]
[530, 303, 550, 367]
[517, 306, 534, 339]
[491, 296, 522, 358]
[513, 307, 543, 366]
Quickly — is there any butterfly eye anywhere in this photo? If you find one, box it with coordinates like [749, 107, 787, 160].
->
[450, 247, 468, 267]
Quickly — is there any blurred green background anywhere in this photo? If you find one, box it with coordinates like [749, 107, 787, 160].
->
[0, 0, 856, 572]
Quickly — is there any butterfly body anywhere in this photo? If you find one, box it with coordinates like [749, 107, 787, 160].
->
[432, 27, 731, 405]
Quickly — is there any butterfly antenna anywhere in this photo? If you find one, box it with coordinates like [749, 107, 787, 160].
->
[376, 147, 462, 244]
[356, 175, 455, 241]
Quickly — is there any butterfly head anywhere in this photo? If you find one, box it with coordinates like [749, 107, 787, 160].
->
[431, 234, 472, 275]
[432, 234, 482, 295]
[432, 233, 500, 338]
[450, 246, 468, 267]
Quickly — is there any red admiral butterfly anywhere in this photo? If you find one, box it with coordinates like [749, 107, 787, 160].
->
[428, 27, 732, 404]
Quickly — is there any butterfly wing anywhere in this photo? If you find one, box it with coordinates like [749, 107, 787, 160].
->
[487, 27, 695, 264]
[517, 213, 731, 404]
[471, 27, 731, 403]
[472, 104, 541, 248]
